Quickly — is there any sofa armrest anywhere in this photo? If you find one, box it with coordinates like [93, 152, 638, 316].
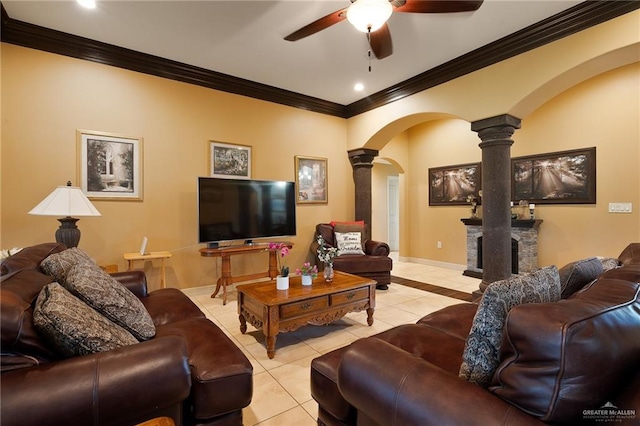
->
[0, 336, 191, 426]
[111, 269, 148, 298]
[338, 338, 542, 426]
[364, 240, 390, 256]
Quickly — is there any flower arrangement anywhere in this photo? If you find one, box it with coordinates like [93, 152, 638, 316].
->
[316, 235, 340, 266]
[269, 242, 290, 277]
[296, 262, 318, 279]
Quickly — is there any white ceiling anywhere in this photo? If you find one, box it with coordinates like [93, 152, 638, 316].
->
[3, 0, 584, 105]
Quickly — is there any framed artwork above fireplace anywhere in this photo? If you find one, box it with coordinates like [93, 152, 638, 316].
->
[511, 147, 596, 204]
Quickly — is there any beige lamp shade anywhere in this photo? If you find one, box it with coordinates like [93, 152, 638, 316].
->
[28, 182, 101, 247]
[28, 183, 101, 217]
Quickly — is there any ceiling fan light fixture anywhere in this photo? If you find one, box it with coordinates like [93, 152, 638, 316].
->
[346, 0, 392, 33]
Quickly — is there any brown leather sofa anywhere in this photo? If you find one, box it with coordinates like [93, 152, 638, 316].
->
[311, 243, 640, 425]
[1, 243, 253, 426]
[313, 223, 392, 289]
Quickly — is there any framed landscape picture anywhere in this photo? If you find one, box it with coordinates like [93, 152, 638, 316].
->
[77, 130, 143, 201]
[209, 141, 251, 179]
[512, 147, 596, 204]
[295, 156, 328, 204]
[429, 162, 481, 206]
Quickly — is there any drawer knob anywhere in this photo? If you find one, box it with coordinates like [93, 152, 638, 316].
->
[347, 293, 355, 299]
[301, 303, 312, 310]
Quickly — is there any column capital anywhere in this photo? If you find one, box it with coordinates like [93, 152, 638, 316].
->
[348, 148, 378, 168]
[471, 114, 521, 132]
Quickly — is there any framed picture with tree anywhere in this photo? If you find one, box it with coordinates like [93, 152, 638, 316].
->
[77, 130, 143, 200]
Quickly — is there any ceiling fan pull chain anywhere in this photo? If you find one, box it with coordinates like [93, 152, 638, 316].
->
[367, 27, 372, 72]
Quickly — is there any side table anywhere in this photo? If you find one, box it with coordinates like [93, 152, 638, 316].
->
[124, 251, 172, 288]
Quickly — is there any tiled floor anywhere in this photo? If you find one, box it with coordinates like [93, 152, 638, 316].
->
[182, 254, 480, 425]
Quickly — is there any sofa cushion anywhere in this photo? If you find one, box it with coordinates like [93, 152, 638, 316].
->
[0, 269, 60, 368]
[155, 317, 253, 419]
[558, 257, 603, 298]
[491, 277, 640, 423]
[459, 266, 561, 387]
[65, 264, 156, 341]
[0, 242, 66, 276]
[335, 232, 365, 255]
[40, 247, 94, 283]
[33, 282, 138, 357]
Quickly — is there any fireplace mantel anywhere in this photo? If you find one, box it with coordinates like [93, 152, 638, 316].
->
[461, 218, 543, 279]
[460, 218, 543, 229]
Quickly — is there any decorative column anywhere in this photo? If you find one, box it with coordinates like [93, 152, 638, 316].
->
[348, 148, 378, 239]
[471, 114, 521, 297]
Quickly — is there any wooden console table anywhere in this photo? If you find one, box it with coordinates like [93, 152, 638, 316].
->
[199, 242, 293, 305]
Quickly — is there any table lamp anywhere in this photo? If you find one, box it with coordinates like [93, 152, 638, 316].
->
[28, 181, 101, 248]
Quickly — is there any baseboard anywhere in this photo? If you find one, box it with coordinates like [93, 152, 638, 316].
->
[398, 256, 466, 271]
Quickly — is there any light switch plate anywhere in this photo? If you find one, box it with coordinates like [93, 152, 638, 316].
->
[608, 203, 633, 213]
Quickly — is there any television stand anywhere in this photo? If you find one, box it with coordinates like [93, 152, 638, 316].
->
[199, 242, 293, 305]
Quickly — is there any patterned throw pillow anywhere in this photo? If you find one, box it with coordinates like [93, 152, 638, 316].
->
[558, 257, 604, 298]
[335, 232, 365, 255]
[40, 247, 94, 283]
[459, 266, 561, 387]
[34, 282, 138, 357]
[64, 264, 156, 341]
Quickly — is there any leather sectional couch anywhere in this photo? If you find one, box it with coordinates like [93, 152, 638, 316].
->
[311, 243, 640, 425]
[0, 243, 253, 426]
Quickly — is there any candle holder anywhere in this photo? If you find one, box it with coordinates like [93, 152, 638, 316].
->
[529, 203, 536, 220]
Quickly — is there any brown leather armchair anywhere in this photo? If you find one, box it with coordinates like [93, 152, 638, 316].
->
[312, 223, 393, 290]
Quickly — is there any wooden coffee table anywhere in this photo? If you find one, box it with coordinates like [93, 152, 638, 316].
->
[237, 271, 376, 359]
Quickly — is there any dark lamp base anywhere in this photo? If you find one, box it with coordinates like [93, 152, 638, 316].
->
[55, 217, 81, 248]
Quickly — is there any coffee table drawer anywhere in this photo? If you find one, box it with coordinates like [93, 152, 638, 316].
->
[280, 296, 328, 319]
[330, 287, 369, 305]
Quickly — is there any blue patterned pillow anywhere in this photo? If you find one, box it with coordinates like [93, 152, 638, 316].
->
[459, 266, 561, 387]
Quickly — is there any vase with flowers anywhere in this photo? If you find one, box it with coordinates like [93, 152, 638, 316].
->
[316, 235, 340, 282]
[296, 262, 318, 286]
[269, 242, 290, 290]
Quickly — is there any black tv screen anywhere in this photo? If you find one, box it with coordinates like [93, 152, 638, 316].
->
[198, 177, 296, 244]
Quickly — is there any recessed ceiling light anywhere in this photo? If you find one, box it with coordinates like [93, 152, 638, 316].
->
[77, 0, 96, 9]
[354, 83, 364, 91]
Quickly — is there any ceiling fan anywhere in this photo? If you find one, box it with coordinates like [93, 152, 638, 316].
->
[285, 0, 484, 60]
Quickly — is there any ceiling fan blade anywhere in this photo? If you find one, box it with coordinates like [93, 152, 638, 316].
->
[393, 0, 483, 13]
[284, 8, 348, 41]
[369, 23, 393, 59]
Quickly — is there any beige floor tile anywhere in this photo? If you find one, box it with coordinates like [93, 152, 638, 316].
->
[242, 371, 298, 425]
[269, 354, 318, 404]
[186, 258, 472, 426]
[253, 406, 316, 426]
[301, 399, 319, 420]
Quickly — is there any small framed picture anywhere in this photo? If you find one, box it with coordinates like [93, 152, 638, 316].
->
[295, 156, 328, 204]
[429, 162, 481, 206]
[77, 130, 143, 201]
[209, 141, 252, 179]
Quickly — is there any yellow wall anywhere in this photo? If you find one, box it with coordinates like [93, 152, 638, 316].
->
[2, 10, 639, 289]
[1, 45, 352, 290]
[383, 63, 639, 268]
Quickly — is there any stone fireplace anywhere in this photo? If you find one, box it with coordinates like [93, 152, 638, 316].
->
[461, 218, 543, 279]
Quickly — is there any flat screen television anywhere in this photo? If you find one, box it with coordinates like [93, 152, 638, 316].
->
[198, 177, 296, 247]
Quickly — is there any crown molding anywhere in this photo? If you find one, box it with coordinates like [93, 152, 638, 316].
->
[2, 2, 638, 119]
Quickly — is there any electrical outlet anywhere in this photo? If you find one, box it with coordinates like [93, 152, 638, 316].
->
[437, 241, 442, 249]
[608, 203, 633, 213]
